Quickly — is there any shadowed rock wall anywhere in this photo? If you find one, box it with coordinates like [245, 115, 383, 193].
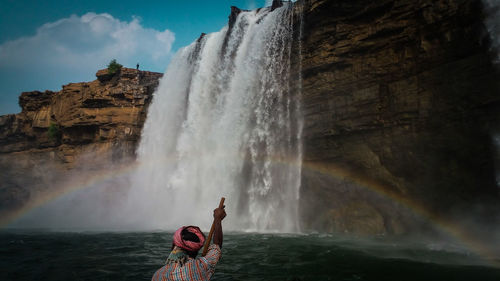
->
[296, 0, 500, 234]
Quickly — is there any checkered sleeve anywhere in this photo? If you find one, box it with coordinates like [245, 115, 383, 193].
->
[197, 244, 222, 278]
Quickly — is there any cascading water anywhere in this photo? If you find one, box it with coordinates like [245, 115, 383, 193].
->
[126, 4, 302, 232]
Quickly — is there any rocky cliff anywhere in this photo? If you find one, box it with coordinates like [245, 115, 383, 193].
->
[1, 0, 499, 235]
[296, 0, 500, 234]
[0, 68, 162, 212]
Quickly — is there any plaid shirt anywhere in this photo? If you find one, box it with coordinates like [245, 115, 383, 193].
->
[152, 244, 222, 281]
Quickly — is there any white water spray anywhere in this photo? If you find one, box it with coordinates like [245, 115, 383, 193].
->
[484, 0, 500, 63]
[126, 4, 302, 232]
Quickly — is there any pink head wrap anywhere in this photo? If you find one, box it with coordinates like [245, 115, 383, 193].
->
[173, 226, 206, 252]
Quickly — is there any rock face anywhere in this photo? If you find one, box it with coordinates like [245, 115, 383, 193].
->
[295, 0, 500, 234]
[0, 68, 162, 212]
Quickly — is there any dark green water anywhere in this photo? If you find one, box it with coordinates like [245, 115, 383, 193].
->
[1, 231, 499, 281]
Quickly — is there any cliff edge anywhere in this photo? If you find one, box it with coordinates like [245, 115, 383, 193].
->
[0, 68, 162, 212]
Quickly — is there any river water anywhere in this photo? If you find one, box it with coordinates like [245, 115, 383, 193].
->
[2, 231, 499, 281]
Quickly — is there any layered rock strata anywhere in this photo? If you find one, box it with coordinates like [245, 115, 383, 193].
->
[0, 68, 162, 212]
[296, 0, 500, 234]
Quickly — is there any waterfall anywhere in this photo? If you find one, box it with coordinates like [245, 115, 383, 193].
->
[127, 4, 302, 232]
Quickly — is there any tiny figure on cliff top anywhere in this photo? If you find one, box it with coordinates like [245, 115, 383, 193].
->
[136, 63, 139, 70]
[151, 205, 226, 281]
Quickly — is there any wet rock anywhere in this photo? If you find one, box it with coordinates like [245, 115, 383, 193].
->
[295, 0, 500, 234]
[228, 6, 243, 28]
[197, 33, 207, 42]
[271, 0, 283, 11]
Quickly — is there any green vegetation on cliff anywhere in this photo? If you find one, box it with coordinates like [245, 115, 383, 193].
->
[48, 122, 61, 141]
[107, 59, 122, 74]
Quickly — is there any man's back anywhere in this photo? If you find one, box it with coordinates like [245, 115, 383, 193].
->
[152, 206, 226, 281]
[152, 244, 221, 281]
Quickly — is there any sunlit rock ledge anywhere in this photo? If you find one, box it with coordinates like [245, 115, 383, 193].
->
[0, 68, 162, 211]
[0, 68, 162, 154]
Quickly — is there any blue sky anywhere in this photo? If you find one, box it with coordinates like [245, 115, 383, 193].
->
[0, 0, 271, 115]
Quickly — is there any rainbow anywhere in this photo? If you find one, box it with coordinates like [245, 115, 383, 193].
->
[301, 160, 500, 268]
[1, 155, 498, 267]
[0, 161, 140, 228]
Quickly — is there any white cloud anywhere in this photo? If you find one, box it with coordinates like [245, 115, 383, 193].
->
[0, 12, 174, 71]
[0, 12, 175, 114]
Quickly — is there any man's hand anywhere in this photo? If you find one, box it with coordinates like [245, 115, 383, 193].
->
[214, 206, 226, 221]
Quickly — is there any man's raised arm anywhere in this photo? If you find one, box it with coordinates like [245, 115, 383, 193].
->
[212, 206, 226, 248]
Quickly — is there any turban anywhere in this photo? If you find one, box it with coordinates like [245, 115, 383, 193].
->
[173, 226, 206, 252]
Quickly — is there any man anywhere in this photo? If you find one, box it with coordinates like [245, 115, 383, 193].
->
[152, 206, 226, 281]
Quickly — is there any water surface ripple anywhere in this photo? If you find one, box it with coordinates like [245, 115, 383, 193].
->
[1, 231, 499, 281]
